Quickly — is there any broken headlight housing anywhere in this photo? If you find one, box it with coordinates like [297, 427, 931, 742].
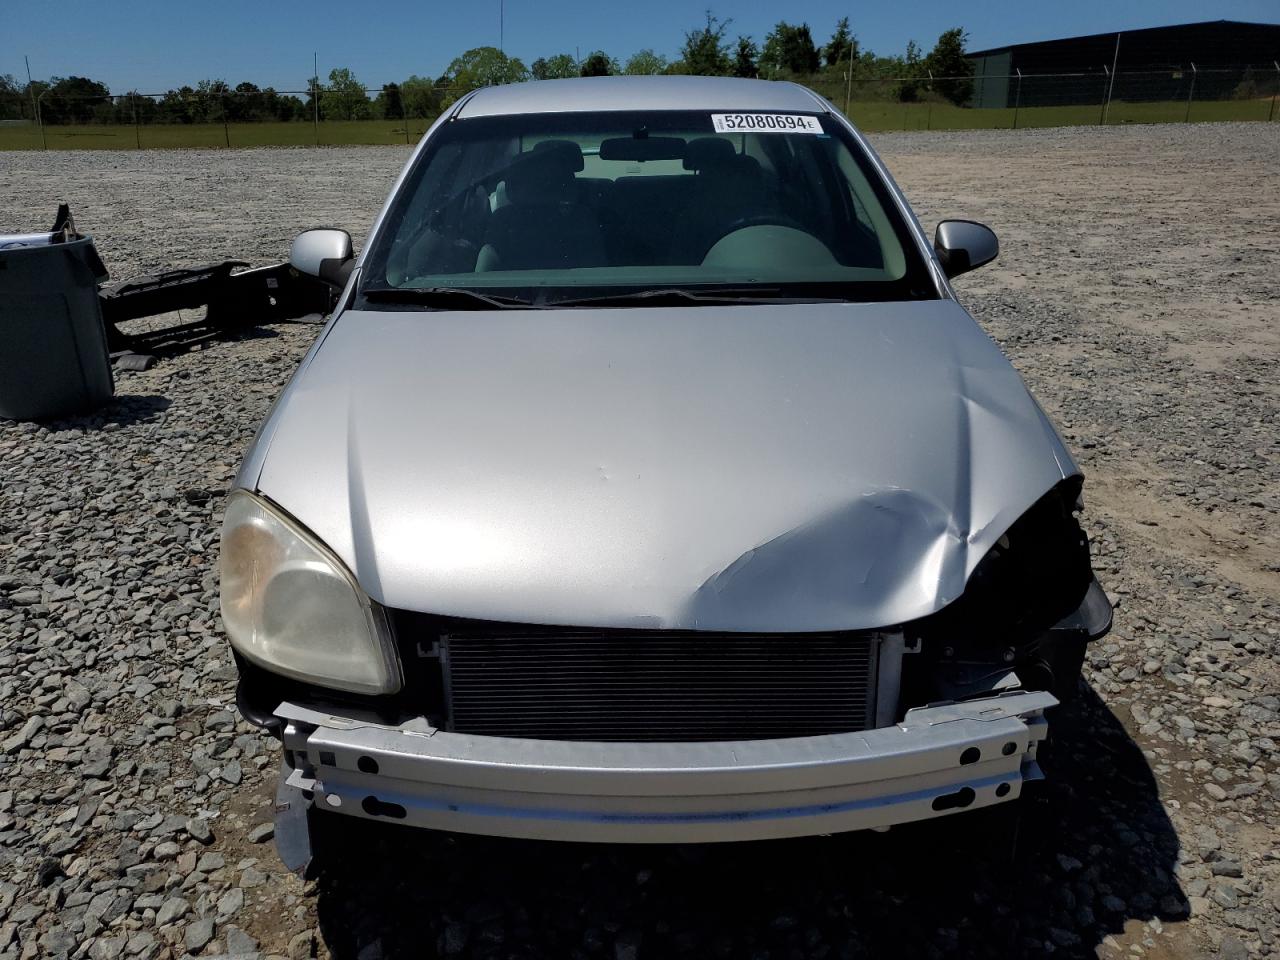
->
[902, 478, 1110, 705]
[925, 478, 1094, 651]
[218, 490, 402, 695]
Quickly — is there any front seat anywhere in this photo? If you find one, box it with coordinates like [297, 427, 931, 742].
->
[476, 141, 607, 272]
[670, 137, 770, 264]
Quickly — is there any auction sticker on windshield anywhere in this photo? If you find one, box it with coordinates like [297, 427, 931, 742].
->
[711, 114, 823, 134]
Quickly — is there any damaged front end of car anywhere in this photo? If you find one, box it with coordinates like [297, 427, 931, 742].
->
[900, 477, 1112, 711]
[214, 79, 1116, 863]
[226, 470, 1111, 871]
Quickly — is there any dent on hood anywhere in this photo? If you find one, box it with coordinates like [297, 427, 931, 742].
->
[685, 488, 965, 631]
[685, 361, 1074, 632]
[251, 302, 1078, 633]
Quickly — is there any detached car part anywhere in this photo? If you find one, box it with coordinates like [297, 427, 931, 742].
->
[4, 203, 341, 388]
[100, 260, 336, 361]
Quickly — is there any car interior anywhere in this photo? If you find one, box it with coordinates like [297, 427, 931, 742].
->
[383, 131, 903, 287]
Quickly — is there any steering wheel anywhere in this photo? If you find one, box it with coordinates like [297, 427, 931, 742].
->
[698, 215, 813, 262]
[713, 214, 810, 241]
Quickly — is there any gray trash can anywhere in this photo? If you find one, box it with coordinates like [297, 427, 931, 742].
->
[0, 235, 115, 421]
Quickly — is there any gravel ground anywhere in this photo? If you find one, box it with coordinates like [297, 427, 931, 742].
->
[1, 122, 1278, 960]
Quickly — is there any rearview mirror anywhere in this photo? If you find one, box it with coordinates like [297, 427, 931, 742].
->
[599, 136, 687, 162]
[933, 220, 998, 278]
[290, 228, 354, 287]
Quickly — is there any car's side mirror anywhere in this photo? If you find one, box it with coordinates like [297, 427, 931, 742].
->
[290, 228, 355, 287]
[933, 220, 998, 279]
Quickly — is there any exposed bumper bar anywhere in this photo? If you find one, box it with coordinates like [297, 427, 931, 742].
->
[276, 690, 1055, 843]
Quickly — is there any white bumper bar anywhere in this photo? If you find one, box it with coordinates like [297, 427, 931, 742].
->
[276, 690, 1054, 843]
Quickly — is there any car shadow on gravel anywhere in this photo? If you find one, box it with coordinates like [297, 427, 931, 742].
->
[308, 685, 1186, 959]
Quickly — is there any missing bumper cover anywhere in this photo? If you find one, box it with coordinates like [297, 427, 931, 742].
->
[273, 690, 1054, 844]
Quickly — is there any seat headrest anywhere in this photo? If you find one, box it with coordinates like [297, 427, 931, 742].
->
[530, 139, 586, 172]
[505, 142, 584, 203]
[683, 137, 736, 171]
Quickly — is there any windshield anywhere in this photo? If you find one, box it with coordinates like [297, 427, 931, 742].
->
[359, 109, 936, 307]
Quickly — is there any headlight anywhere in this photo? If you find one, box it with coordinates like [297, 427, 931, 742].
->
[218, 490, 402, 695]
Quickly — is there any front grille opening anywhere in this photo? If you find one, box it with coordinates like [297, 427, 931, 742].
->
[442, 630, 879, 742]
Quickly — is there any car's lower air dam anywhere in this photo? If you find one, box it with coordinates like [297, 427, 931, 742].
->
[441, 629, 880, 742]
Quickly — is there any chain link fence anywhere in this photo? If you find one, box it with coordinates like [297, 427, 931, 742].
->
[809, 65, 1280, 131]
[2, 67, 1277, 149]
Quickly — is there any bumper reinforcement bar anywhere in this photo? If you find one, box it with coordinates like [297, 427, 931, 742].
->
[274, 689, 1055, 844]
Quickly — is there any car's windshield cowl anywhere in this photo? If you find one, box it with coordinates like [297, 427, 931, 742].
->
[356, 281, 936, 312]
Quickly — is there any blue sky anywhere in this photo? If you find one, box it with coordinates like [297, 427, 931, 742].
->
[4, 0, 1279, 93]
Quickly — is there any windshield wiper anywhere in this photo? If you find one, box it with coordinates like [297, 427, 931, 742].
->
[362, 287, 535, 309]
[553, 288, 844, 308]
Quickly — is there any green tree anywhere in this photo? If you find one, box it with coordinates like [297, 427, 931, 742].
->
[678, 11, 732, 76]
[0, 74, 22, 121]
[127, 91, 159, 124]
[41, 76, 111, 124]
[545, 53, 579, 79]
[580, 51, 616, 77]
[376, 82, 404, 120]
[228, 81, 264, 121]
[194, 79, 230, 124]
[623, 49, 668, 75]
[442, 48, 527, 104]
[158, 87, 196, 124]
[898, 40, 923, 102]
[22, 77, 50, 119]
[441, 47, 529, 104]
[257, 87, 288, 121]
[733, 37, 759, 78]
[326, 67, 370, 120]
[400, 75, 442, 119]
[923, 28, 974, 105]
[824, 17, 857, 68]
[305, 75, 325, 120]
[272, 91, 306, 121]
[761, 22, 820, 77]
[532, 54, 579, 80]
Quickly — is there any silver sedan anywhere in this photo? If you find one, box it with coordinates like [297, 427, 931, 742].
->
[219, 75, 1111, 854]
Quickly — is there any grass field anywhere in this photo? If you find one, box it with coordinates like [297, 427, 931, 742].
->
[0, 97, 1274, 149]
[0, 117, 439, 150]
[848, 96, 1277, 131]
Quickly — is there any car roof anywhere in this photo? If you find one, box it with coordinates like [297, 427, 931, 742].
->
[454, 75, 830, 118]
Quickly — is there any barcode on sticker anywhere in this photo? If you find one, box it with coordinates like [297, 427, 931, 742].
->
[711, 114, 823, 134]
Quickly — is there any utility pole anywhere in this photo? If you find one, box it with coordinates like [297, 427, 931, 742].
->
[844, 36, 855, 115]
[1270, 61, 1279, 122]
[1103, 32, 1121, 125]
[500, 0, 504, 54]
[1185, 62, 1197, 123]
[313, 52, 320, 147]
[24, 55, 37, 125]
[1099, 66, 1109, 125]
[1013, 68, 1022, 129]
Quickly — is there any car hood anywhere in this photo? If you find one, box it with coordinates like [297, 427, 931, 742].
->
[250, 300, 1077, 632]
